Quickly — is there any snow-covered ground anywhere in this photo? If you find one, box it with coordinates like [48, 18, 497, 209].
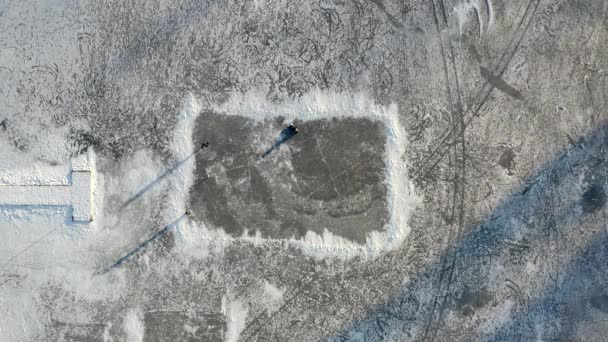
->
[2, 0, 608, 340]
[0, 89, 417, 340]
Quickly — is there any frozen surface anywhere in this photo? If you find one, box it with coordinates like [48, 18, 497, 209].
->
[1, 0, 608, 341]
[188, 91, 418, 259]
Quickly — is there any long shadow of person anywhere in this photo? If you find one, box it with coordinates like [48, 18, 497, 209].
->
[262, 124, 298, 158]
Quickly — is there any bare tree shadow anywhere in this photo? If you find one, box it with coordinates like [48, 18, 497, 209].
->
[121, 145, 207, 209]
[487, 230, 608, 341]
[329, 122, 608, 341]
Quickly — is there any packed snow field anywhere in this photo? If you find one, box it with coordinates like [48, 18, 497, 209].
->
[1, 0, 608, 341]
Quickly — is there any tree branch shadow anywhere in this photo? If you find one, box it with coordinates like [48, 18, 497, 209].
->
[330, 122, 608, 341]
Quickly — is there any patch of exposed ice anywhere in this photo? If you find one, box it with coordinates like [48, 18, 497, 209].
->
[203, 89, 420, 259]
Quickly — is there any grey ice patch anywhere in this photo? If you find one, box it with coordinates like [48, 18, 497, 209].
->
[143, 311, 225, 342]
[189, 114, 388, 244]
[582, 184, 606, 213]
[590, 294, 608, 314]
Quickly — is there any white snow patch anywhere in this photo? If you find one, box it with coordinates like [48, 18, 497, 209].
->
[451, 0, 494, 38]
[103, 322, 114, 342]
[222, 295, 249, 342]
[260, 280, 285, 313]
[166, 93, 201, 219]
[0, 141, 69, 185]
[486, 0, 494, 30]
[123, 308, 144, 342]
[184, 323, 199, 336]
[0, 287, 43, 341]
[168, 94, 205, 251]
[263, 280, 285, 302]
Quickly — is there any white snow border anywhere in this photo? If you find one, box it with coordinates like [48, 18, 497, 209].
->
[203, 90, 419, 259]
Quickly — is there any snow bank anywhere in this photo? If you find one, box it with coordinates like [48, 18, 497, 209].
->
[203, 89, 420, 259]
[166, 93, 201, 219]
